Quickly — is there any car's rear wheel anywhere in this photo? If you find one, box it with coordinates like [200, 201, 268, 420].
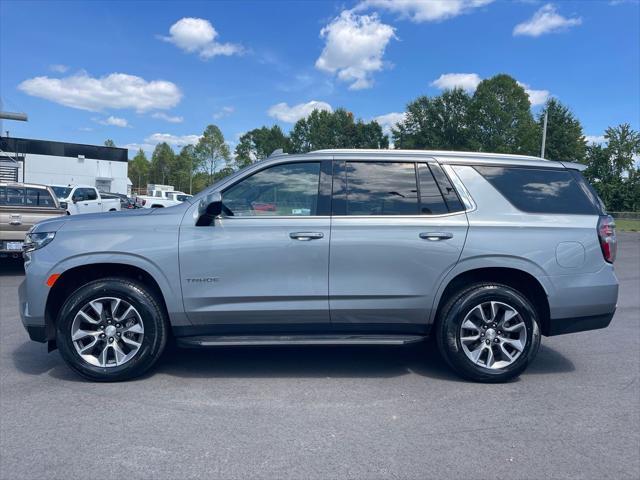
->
[56, 278, 168, 381]
[436, 283, 540, 383]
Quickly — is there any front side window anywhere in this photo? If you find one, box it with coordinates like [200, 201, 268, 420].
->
[344, 162, 418, 215]
[475, 166, 599, 215]
[51, 186, 71, 199]
[223, 162, 321, 216]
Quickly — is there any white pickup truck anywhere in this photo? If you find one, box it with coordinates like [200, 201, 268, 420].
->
[137, 188, 192, 208]
[50, 185, 121, 215]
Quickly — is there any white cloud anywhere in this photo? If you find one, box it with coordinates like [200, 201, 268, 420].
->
[513, 4, 582, 37]
[152, 112, 184, 123]
[373, 112, 406, 135]
[517, 81, 550, 106]
[99, 116, 129, 128]
[123, 143, 155, 154]
[144, 133, 201, 147]
[268, 100, 333, 123]
[431, 73, 482, 92]
[356, 0, 494, 22]
[18, 72, 182, 112]
[161, 17, 244, 59]
[315, 10, 396, 90]
[49, 64, 68, 73]
[213, 106, 235, 120]
[584, 135, 607, 145]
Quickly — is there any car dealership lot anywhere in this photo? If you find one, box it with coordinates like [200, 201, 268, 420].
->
[1, 234, 638, 480]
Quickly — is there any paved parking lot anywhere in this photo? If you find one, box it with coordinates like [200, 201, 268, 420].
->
[1, 233, 638, 480]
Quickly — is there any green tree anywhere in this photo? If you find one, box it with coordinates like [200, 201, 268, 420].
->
[235, 125, 290, 168]
[104, 139, 116, 147]
[537, 98, 586, 162]
[393, 88, 473, 150]
[469, 74, 537, 155]
[149, 142, 175, 185]
[583, 124, 640, 211]
[170, 145, 197, 193]
[290, 108, 388, 153]
[128, 149, 149, 192]
[195, 125, 231, 185]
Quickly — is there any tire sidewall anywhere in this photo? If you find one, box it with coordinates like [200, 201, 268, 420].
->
[439, 285, 541, 382]
[56, 280, 165, 381]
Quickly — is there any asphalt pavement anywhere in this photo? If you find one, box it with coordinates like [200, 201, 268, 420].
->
[1, 233, 638, 479]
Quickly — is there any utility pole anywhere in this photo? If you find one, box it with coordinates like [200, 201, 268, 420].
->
[540, 111, 548, 158]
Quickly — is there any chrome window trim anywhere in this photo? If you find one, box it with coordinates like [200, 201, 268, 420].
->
[441, 164, 476, 213]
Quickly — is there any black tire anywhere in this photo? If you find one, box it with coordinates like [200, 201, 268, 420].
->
[56, 278, 168, 382]
[436, 283, 541, 383]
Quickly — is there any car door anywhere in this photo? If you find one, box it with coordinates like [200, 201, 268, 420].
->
[329, 159, 469, 328]
[84, 187, 102, 212]
[179, 159, 332, 327]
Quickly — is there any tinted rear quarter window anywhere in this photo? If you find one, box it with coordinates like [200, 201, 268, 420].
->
[26, 188, 56, 207]
[475, 166, 598, 215]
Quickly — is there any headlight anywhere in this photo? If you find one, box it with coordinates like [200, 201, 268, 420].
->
[23, 232, 56, 253]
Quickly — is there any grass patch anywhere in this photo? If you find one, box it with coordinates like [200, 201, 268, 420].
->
[615, 219, 640, 232]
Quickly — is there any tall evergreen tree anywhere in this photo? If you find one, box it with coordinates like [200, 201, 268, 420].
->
[128, 149, 149, 191]
[150, 143, 174, 185]
[537, 98, 586, 161]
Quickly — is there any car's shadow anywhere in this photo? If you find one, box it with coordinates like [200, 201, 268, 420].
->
[11, 339, 575, 383]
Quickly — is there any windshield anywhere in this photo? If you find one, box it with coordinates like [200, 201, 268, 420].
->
[51, 186, 71, 199]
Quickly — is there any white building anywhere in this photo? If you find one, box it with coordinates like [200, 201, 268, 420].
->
[0, 136, 130, 194]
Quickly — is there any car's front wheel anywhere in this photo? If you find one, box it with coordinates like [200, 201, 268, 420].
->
[436, 283, 541, 383]
[56, 278, 168, 381]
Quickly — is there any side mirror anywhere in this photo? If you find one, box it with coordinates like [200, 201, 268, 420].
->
[59, 201, 68, 210]
[196, 192, 223, 226]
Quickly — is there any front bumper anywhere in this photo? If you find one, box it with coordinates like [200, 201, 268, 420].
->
[18, 273, 48, 343]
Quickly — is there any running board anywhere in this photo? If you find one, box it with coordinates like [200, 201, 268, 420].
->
[176, 334, 426, 348]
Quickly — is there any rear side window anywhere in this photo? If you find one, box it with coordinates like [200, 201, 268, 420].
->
[26, 188, 56, 207]
[475, 166, 599, 215]
[344, 162, 418, 215]
[417, 164, 448, 215]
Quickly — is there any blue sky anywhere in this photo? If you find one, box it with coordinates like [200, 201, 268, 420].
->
[1, 0, 638, 156]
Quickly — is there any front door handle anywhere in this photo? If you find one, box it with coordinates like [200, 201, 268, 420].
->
[419, 232, 453, 241]
[290, 232, 324, 241]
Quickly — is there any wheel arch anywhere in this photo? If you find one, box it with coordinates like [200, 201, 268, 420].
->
[45, 262, 174, 344]
[432, 266, 551, 336]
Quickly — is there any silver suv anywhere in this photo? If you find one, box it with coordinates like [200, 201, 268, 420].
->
[18, 150, 619, 382]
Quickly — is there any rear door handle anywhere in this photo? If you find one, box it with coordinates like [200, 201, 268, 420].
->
[419, 232, 453, 241]
[290, 232, 324, 241]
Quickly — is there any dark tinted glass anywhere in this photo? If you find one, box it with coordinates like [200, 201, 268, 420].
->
[26, 188, 55, 207]
[6, 187, 25, 205]
[475, 166, 599, 215]
[223, 162, 320, 216]
[85, 188, 98, 201]
[417, 164, 448, 215]
[429, 163, 464, 212]
[345, 162, 418, 215]
[51, 186, 71, 198]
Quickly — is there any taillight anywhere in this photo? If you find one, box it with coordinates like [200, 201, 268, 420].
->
[598, 215, 617, 263]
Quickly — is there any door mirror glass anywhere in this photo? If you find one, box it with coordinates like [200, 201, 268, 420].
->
[59, 201, 68, 210]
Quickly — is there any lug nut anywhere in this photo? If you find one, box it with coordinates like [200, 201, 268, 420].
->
[107, 320, 112, 325]
[485, 339, 490, 345]
[494, 338, 500, 343]
[109, 337, 114, 343]
[100, 333, 105, 338]
[481, 333, 485, 337]
[100, 325, 105, 330]
[117, 332, 121, 337]
[492, 323, 497, 328]
[116, 324, 121, 328]
[482, 325, 487, 330]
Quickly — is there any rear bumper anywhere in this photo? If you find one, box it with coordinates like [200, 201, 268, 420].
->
[546, 310, 615, 336]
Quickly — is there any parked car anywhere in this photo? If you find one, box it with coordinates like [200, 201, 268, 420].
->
[0, 183, 66, 259]
[99, 192, 142, 210]
[49, 184, 120, 214]
[20, 149, 618, 382]
[137, 189, 193, 208]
